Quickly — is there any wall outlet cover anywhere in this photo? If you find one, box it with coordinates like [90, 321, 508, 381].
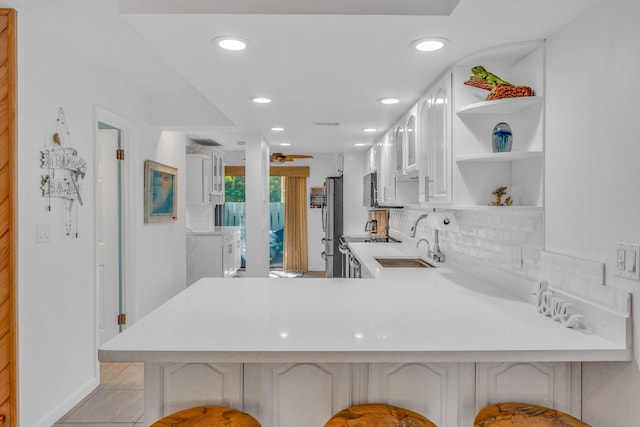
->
[615, 242, 640, 280]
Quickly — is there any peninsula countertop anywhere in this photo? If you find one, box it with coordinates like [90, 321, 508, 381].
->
[98, 274, 630, 364]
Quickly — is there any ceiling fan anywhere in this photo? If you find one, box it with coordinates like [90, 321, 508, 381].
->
[270, 152, 314, 163]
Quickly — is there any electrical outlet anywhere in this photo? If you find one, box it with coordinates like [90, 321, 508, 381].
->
[615, 242, 640, 280]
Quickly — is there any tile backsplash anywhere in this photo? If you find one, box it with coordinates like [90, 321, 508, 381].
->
[389, 207, 544, 280]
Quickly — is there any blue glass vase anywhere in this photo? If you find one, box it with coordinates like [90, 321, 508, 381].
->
[492, 122, 513, 153]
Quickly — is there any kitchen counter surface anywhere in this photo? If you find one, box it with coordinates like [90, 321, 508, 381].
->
[99, 273, 630, 364]
[186, 225, 241, 235]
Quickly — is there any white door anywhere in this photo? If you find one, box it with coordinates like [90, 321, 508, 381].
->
[97, 125, 122, 345]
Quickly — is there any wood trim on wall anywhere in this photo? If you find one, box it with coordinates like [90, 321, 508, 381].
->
[0, 8, 17, 426]
[225, 165, 310, 178]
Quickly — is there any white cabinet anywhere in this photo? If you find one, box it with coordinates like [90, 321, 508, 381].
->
[145, 360, 580, 427]
[186, 154, 212, 206]
[186, 227, 241, 284]
[145, 362, 243, 424]
[394, 125, 404, 175]
[475, 362, 581, 418]
[368, 363, 475, 427]
[186, 146, 225, 205]
[211, 150, 225, 204]
[395, 107, 419, 179]
[246, 363, 351, 427]
[378, 131, 397, 205]
[418, 72, 452, 205]
[223, 228, 242, 277]
[366, 142, 380, 173]
[452, 41, 545, 208]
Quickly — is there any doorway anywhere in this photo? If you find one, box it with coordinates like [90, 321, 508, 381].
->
[96, 121, 125, 344]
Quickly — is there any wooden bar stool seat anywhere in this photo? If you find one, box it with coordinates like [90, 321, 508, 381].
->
[151, 406, 261, 427]
[324, 403, 437, 427]
[474, 402, 591, 427]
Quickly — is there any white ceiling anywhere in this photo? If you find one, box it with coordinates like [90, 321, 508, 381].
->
[120, 0, 602, 153]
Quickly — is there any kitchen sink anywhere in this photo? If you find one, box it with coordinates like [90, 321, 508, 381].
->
[374, 258, 436, 268]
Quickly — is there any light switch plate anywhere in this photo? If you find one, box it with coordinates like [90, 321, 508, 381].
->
[36, 224, 50, 243]
[615, 242, 640, 280]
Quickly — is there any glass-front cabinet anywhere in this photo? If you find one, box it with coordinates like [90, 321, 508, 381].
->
[394, 125, 404, 175]
[379, 131, 397, 204]
[406, 114, 417, 174]
[394, 107, 418, 179]
[419, 72, 452, 205]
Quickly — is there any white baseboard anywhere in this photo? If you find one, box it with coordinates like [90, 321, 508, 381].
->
[31, 377, 99, 427]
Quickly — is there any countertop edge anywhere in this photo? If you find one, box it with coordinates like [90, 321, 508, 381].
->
[99, 348, 632, 364]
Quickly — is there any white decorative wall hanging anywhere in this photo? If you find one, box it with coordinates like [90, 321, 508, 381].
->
[40, 107, 87, 237]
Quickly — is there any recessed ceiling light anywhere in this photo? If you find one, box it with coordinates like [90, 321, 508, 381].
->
[271, 127, 285, 132]
[251, 97, 271, 104]
[212, 36, 248, 51]
[363, 128, 377, 133]
[354, 143, 367, 147]
[280, 142, 291, 146]
[378, 98, 400, 105]
[411, 37, 450, 52]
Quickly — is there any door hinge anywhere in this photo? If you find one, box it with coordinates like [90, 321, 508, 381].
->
[117, 313, 127, 325]
[116, 149, 125, 160]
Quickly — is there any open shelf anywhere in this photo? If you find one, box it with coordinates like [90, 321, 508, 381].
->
[456, 151, 543, 163]
[456, 96, 543, 116]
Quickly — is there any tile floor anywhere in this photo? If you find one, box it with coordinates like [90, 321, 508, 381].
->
[54, 362, 144, 427]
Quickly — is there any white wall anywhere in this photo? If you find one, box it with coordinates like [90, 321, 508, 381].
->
[12, 1, 190, 425]
[245, 137, 271, 277]
[134, 130, 188, 318]
[544, 1, 640, 425]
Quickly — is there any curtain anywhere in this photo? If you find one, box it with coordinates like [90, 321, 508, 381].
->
[283, 176, 308, 271]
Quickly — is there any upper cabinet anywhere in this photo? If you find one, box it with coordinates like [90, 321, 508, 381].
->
[452, 41, 545, 209]
[379, 131, 397, 205]
[366, 141, 379, 173]
[394, 106, 419, 179]
[418, 72, 452, 205]
[186, 145, 226, 205]
[365, 40, 544, 210]
[211, 149, 225, 204]
[186, 153, 212, 207]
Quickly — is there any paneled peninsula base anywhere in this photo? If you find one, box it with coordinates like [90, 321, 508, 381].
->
[144, 361, 581, 427]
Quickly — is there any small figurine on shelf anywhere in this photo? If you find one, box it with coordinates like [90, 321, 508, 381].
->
[489, 186, 513, 206]
[464, 65, 534, 101]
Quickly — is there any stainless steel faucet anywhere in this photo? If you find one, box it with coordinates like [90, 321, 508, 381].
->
[410, 213, 445, 262]
[408, 213, 429, 237]
[432, 230, 445, 263]
[416, 238, 432, 259]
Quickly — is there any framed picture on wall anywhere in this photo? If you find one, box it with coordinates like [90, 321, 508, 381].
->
[144, 160, 177, 223]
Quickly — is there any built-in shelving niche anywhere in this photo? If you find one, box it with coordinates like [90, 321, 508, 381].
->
[452, 40, 545, 209]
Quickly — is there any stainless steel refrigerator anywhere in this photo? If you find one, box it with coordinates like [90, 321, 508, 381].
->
[321, 175, 344, 277]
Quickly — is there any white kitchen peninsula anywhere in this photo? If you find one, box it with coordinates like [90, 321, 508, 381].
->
[99, 273, 630, 427]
